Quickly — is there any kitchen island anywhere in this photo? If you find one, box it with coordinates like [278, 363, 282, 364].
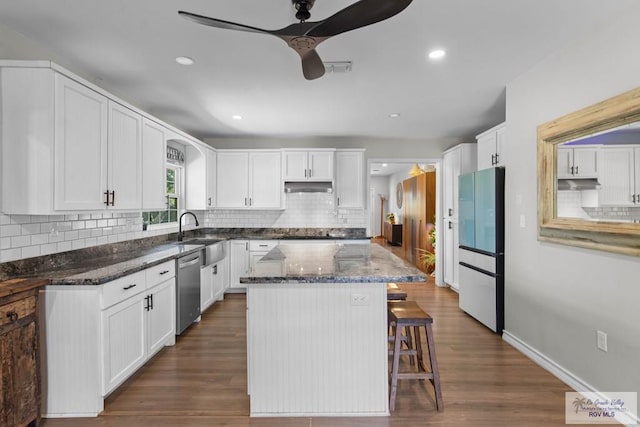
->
[241, 242, 425, 417]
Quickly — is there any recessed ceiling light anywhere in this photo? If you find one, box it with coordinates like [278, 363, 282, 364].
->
[428, 49, 446, 60]
[389, 113, 400, 118]
[232, 115, 243, 120]
[175, 56, 194, 65]
[382, 163, 388, 167]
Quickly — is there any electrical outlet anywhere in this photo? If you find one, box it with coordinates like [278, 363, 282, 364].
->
[351, 293, 369, 306]
[597, 330, 608, 352]
[519, 214, 526, 228]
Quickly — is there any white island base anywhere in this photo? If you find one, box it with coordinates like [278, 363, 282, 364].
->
[247, 282, 389, 417]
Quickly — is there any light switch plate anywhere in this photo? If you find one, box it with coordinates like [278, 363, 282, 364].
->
[597, 330, 608, 352]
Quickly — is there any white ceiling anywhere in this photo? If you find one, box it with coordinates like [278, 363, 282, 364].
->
[0, 0, 635, 143]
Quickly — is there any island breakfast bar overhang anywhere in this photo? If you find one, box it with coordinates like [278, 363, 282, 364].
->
[241, 242, 426, 417]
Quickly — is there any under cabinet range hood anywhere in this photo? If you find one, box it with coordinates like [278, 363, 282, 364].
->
[284, 181, 333, 193]
[557, 178, 601, 191]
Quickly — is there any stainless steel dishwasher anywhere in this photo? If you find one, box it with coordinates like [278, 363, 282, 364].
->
[176, 252, 202, 335]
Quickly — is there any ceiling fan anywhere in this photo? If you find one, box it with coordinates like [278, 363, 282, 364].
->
[178, 0, 413, 80]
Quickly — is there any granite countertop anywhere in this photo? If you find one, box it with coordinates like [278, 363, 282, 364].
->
[42, 244, 203, 286]
[0, 228, 370, 286]
[241, 242, 426, 284]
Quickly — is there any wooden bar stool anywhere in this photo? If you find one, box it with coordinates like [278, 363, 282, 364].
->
[386, 282, 407, 301]
[388, 300, 443, 412]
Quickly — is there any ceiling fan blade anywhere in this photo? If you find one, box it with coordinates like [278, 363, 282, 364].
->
[306, 0, 413, 38]
[300, 49, 325, 80]
[178, 11, 272, 35]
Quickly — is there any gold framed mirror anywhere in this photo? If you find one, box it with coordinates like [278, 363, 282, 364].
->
[538, 86, 640, 256]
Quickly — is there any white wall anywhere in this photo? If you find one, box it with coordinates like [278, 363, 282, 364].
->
[369, 176, 390, 236]
[504, 6, 640, 394]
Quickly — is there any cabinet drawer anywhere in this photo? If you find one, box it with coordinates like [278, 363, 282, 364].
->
[101, 271, 146, 309]
[249, 240, 278, 252]
[0, 296, 36, 326]
[145, 260, 175, 288]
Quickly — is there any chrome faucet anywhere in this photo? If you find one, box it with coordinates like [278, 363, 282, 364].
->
[178, 211, 199, 241]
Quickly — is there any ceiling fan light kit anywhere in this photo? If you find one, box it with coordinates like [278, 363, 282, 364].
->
[178, 0, 412, 80]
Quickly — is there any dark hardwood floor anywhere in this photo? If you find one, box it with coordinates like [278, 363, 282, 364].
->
[41, 241, 571, 427]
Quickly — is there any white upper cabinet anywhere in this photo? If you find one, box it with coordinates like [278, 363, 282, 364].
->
[142, 119, 167, 210]
[335, 150, 364, 208]
[249, 151, 282, 208]
[185, 144, 217, 210]
[217, 151, 282, 209]
[557, 146, 599, 179]
[107, 100, 142, 210]
[476, 122, 505, 170]
[598, 146, 640, 206]
[1, 62, 198, 214]
[217, 151, 250, 208]
[53, 73, 110, 211]
[282, 149, 335, 181]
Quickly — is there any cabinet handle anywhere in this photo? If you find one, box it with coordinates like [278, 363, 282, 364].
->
[244, 197, 248, 206]
[159, 270, 170, 275]
[249, 197, 252, 206]
[208, 197, 212, 206]
[337, 197, 340, 206]
[104, 191, 110, 206]
[633, 194, 637, 203]
[123, 284, 137, 290]
[448, 208, 453, 216]
[258, 244, 268, 247]
[491, 154, 495, 165]
[149, 294, 154, 310]
[213, 265, 218, 275]
[448, 221, 452, 230]
[308, 168, 312, 178]
[570, 166, 574, 175]
[6, 311, 19, 322]
[144, 295, 150, 311]
[495, 153, 499, 164]
[304, 169, 307, 178]
[575, 166, 579, 175]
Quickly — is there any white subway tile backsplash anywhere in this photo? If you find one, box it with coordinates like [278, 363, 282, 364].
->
[21, 245, 41, 259]
[0, 192, 367, 264]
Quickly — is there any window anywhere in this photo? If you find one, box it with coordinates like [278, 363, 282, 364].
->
[143, 166, 181, 227]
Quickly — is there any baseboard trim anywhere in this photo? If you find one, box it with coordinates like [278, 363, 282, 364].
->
[502, 330, 593, 391]
[502, 330, 638, 426]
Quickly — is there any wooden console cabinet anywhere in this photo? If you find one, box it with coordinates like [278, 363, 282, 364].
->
[384, 222, 403, 246]
[0, 278, 48, 427]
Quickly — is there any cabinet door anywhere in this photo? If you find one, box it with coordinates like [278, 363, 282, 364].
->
[249, 151, 282, 208]
[572, 147, 599, 177]
[495, 125, 506, 167]
[108, 101, 142, 210]
[212, 263, 225, 301]
[229, 240, 249, 288]
[102, 294, 146, 394]
[556, 147, 573, 178]
[443, 219, 458, 289]
[217, 152, 249, 208]
[0, 318, 39, 427]
[206, 150, 217, 208]
[142, 119, 166, 210]
[147, 279, 176, 356]
[200, 265, 214, 312]
[54, 73, 109, 210]
[598, 147, 635, 206]
[282, 151, 308, 180]
[336, 151, 364, 208]
[308, 151, 334, 180]
[476, 133, 496, 170]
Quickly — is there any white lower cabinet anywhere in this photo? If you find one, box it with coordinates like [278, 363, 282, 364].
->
[102, 276, 176, 395]
[201, 261, 226, 311]
[41, 260, 176, 417]
[229, 240, 250, 289]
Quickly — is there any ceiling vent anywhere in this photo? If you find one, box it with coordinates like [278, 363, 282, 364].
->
[323, 61, 352, 73]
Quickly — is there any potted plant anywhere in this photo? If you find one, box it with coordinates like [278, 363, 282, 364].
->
[386, 212, 396, 224]
[416, 224, 436, 274]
